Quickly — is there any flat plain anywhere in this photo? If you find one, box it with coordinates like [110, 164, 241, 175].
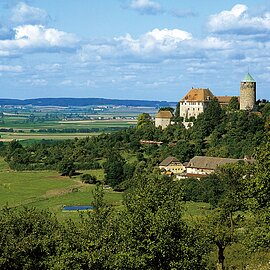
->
[0, 106, 143, 141]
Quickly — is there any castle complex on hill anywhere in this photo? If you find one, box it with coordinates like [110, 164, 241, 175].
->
[155, 73, 257, 129]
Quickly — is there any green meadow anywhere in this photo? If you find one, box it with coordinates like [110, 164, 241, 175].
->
[0, 132, 100, 142]
[0, 156, 209, 221]
[0, 116, 136, 142]
[0, 158, 123, 221]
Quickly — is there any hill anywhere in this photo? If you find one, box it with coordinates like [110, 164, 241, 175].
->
[0, 97, 176, 107]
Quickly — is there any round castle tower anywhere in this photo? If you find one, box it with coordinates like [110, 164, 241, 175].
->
[240, 73, 256, 110]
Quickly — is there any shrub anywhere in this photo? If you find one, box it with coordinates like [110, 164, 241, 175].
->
[81, 173, 97, 184]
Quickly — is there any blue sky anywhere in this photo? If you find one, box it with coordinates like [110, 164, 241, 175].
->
[0, 0, 269, 101]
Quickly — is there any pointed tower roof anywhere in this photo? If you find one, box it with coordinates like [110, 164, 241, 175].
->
[242, 73, 255, 82]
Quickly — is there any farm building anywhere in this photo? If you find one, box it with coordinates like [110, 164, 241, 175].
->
[159, 156, 185, 175]
[177, 156, 255, 179]
[155, 110, 173, 129]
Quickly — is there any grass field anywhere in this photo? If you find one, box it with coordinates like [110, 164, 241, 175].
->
[0, 119, 136, 130]
[0, 117, 136, 142]
[0, 155, 210, 222]
[0, 132, 101, 142]
[0, 158, 123, 221]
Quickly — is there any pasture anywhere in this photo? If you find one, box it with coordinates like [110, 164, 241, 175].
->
[0, 156, 210, 221]
[0, 158, 123, 221]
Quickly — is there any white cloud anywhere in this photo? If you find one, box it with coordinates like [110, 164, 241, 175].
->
[23, 78, 47, 86]
[171, 9, 197, 18]
[79, 28, 193, 62]
[0, 65, 23, 72]
[0, 25, 79, 56]
[0, 51, 11, 57]
[191, 37, 231, 50]
[11, 2, 49, 25]
[78, 28, 237, 64]
[208, 4, 270, 35]
[35, 63, 62, 72]
[60, 80, 73, 86]
[115, 28, 192, 54]
[129, 0, 162, 15]
[15, 25, 78, 47]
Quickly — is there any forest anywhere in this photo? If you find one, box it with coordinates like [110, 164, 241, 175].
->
[1, 99, 270, 269]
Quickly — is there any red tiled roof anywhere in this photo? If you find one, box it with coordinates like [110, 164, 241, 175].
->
[181, 88, 214, 102]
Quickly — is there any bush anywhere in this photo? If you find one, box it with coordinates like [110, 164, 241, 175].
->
[81, 173, 97, 184]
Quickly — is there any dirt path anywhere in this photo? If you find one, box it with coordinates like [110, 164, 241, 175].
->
[41, 182, 85, 199]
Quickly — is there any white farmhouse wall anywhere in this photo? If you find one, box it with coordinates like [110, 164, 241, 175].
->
[155, 118, 171, 129]
[180, 101, 206, 119]
[186, 167, 214, 175]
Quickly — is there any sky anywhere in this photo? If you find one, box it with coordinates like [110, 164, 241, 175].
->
[0, 0, 270, 101]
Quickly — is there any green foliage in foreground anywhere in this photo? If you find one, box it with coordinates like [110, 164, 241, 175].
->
[1, 145, 270, 269]
[0, 178, 209, 270]
[0, 207, 60, 270]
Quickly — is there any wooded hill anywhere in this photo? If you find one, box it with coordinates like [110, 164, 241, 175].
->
[0, 97, 176, 107]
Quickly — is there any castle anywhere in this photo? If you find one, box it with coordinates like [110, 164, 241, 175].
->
[240, 73, 256, 110]
[155, 73, 256, 129]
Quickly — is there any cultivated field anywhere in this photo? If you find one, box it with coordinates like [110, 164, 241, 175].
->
[0, 132, 100, 142]
[0, 114, 137, 142]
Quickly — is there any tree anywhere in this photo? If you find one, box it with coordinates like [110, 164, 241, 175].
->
[203, 97, 224, 134]
[103, 151, 125, 188]
[175, 102, 180, 118]
[158, 107, 174, 115]
[58, 159, 75, 177]
[227, 96, 240, 111]
[80, 173, 97, 184]
[179, 174, 224, 208]
[217, 162, 252, 230]
[260, 102, 270, 119]
[247, 141, 270, 209]
[112, 174, 209, 269]
[137, 113, 153, 129]
[49, 184, 116, 270]
[200, 208, 236, 270]
[0, 207, 61, 270]
[173, 102, 183, 123]
[240, 142, 270, 252]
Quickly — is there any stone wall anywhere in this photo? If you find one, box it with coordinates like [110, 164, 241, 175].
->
[240, 82, 256, 110]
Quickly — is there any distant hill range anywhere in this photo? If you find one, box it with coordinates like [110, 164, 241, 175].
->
[0, 98, 176, 108]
